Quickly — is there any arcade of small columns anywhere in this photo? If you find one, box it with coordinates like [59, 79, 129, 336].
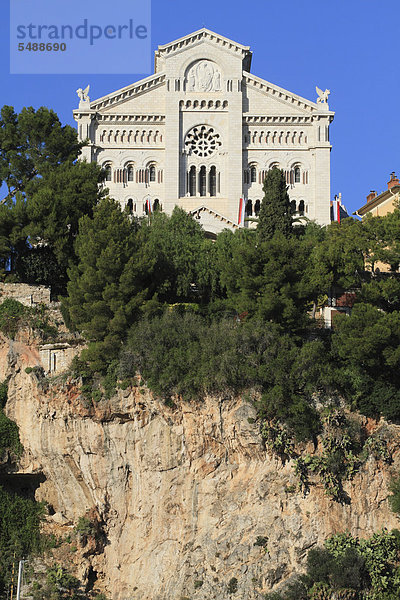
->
[99, 160, 309, 217]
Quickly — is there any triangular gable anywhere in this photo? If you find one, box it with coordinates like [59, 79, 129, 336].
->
[155, 28, 252, 72]
[244, 72, 323, 114]
[84, 72, 166, 112]
[189, 205, 239, 234]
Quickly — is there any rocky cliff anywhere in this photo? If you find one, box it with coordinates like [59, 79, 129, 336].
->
[1, 332, 399, 600]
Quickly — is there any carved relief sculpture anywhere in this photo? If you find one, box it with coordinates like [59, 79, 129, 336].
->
[187, 61, 222, 92]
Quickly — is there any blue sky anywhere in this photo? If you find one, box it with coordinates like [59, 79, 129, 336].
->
[1, 0, 399, 215]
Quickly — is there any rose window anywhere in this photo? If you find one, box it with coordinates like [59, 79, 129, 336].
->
[185, 126, 221, 158]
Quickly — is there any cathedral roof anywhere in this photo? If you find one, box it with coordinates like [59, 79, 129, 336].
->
[74, 29, 332, 117]
[155, 28, 252, 73]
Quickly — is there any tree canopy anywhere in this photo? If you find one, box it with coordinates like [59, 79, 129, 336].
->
[0, 106, 105, 291]
[257, 167, 293, 240]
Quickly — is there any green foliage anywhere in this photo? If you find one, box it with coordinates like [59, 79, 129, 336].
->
[0, 105, 82, 201]
[257, 167, 293, 240]
[0, 411, 23, 458]
[0, 486, 43, 597]
[0, 299, 57, 341]
[261, 421, 296, 463]
[193, 580, 203, 589]
[331, 303, 400, 421]
[216, 229, 316, 331]
[74, 516, 95, 542]
[0, 379, 8, 408]
[122, 312, 277, 400]
[15, 247, 66, 294]
[388, 475, 400, 515]
[227, 577, 238, 594]
[63, 198, 141, 373]
[303, 529, 400, 599]
[254, 536, 269, 553]
[0, 105, 104, 292]
[0, 379, 23, 458]
[0, 298, 26, 338]
[265, 579, 309, 600]
[32, 564, 86, 600]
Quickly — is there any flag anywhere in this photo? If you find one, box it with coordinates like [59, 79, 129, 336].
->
[146, 197, 152, 215]
[238, 197, 245, 225]
[332, 197, 341, 223]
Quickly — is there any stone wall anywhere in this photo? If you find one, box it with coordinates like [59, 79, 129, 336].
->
[0, 283, 51, 307]
[39, 343, 83, 375]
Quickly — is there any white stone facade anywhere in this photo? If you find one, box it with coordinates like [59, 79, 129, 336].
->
[73, 29, 334, 234]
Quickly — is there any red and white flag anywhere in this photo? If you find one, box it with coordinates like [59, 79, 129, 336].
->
[332, 197, 341, 223]
[238, 197, 245, 225]
[146, 197, 153, 215]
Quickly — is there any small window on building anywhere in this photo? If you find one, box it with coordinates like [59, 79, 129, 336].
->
[189, 166, 196, 196]
[153, 199, 160, 212]
[127, 165, 134, 182]
[244, 170, 249, 184]
[246, 199, 253, 216]
[127, 198, 133, 214]
[209, 166, 217, 197]
[200, 166, 206, 197]
[104, 164, 112, 181]
[294, 166, 301, 183]
[290, 199, 296, 214]
[250, 166, 257, 183]
[298, 200, 305, 216]
[149, 165, 156, 182]
[254, 199, 261, 216]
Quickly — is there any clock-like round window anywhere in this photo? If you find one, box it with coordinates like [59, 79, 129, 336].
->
[185, 126, 221, 158]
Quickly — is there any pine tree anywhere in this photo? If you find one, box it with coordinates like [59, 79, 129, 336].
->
[257, 167, 293, 240]
[63, 198, 138, 371]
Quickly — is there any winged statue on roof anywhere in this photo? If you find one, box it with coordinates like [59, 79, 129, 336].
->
[76, 85, 90, 103]
[316, 86, 330, 104]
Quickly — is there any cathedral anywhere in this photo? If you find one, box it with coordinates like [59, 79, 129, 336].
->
[73, 29, 334, 235]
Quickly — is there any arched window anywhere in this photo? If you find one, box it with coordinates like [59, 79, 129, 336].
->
[298, 200, 305, 216]
[149, 165, 156, 182]
[290, 199, 296, 214]
[294, 166, 301, 183]
[153, 199, 160, 212]
[199, 166, 206, 197]
[189, 166, 196, 196]
[250, 166, 257, 183]
[209, 166, 217, 196]
[127, 165, 134, 182]
[246, 199, 253, 216]
[244, 170, 249, 184]
[254, 200, 261, 216]
[127, 198, 133, 214]
[104, 163, 112, 181]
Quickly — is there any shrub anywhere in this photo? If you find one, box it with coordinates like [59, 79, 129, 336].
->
[0, 299, 56, 341]
[74, 516, 95, 545]
[388, 475, 400, 515]
[0, 485, 43, 596]
[227, 577, 238, 594]
[0, 379, 23, 458]
[0, 298, 26, 338]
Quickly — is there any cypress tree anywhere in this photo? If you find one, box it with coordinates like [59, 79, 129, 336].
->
[257, 167, 293, 240]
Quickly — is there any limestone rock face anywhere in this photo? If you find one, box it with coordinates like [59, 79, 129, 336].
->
[3, 334, 400, 600]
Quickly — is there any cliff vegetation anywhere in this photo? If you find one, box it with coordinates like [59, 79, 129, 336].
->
[1, 107, 400, 599]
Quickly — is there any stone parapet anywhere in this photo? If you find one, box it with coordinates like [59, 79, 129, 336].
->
[0, 283, 51, 307]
